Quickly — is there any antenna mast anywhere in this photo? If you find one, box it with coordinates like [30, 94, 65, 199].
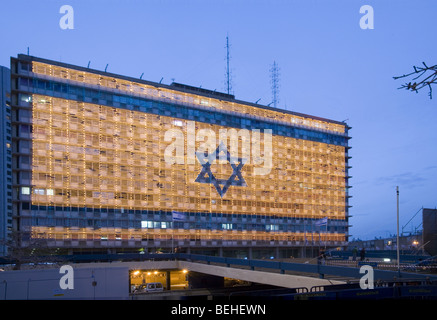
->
[270, 60, 280, 108]
[225, 35, 232, 95]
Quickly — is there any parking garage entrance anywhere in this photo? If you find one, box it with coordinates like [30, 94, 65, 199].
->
[129, 269, 189, 293]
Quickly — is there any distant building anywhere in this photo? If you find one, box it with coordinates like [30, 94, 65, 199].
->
[423, 208, 437, 256]
[347, 208, 437, 257]
[347, 232, 423, 253]
[7, 54, 351, 258]
[0, 66, 12, 256]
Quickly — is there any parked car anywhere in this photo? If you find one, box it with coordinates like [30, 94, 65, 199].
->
[133, 282, 164, 293]
[146, 282, 164, 292]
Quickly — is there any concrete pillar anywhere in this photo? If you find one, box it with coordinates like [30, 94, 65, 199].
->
[248, 247, 253, 260]
[166, 271, 171, 290]
[218, 247, 223, 257]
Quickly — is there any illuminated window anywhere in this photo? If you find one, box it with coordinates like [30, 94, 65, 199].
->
[20, 94, 32, 103]
[266, 224, 279, 231]
[141, 221, 154, 229]
[34, 188, 45, 195]
[21, 187, 30, 195]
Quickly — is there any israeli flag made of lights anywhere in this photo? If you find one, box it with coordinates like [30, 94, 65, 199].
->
[172, 211, 186, 221]
[315, 217, 328, 227]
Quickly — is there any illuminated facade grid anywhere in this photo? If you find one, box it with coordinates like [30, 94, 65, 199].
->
[10, 55, 351, 257]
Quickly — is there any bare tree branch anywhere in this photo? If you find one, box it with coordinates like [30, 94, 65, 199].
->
[394, 62, 437, 99]
[0, 231, 68, 270]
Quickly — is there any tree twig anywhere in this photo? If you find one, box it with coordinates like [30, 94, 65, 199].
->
[393, 62, 437, 99]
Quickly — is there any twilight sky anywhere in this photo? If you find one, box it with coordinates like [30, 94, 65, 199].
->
[1, 0, 436, 240]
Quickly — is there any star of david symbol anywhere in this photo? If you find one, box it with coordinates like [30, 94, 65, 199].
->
[195, 142, 247, 198]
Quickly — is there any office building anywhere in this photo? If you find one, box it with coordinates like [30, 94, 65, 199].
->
[9, 54, 351, 258]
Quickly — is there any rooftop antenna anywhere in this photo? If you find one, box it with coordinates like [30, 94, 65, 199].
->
[140, 73, 144, 80]
[87, 61, 91, 68]
[270, 60, 280, 109]
[159, 77, 164, 84]
[225, 34, 233, 95]
[105, 64, 109, 72]
[27, 47, 29, 55]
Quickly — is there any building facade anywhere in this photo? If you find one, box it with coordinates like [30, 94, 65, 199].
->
[423, 208, 437, 256]
[347, 233, 424, 253]
[347, 208, 436, 257]
[9, 54, 351, 257]
[0, 66, 12, 256]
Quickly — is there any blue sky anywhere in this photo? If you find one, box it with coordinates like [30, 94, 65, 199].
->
[1, 0, 436, 240]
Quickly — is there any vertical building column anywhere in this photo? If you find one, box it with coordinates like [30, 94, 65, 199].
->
[0, 66, 11, 257]
[166, 271, 171, 290]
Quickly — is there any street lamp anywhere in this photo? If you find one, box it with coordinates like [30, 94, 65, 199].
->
[396, 186, 400, 275]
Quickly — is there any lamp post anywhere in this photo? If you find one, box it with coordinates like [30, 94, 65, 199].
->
[396, 186, 400, 276]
